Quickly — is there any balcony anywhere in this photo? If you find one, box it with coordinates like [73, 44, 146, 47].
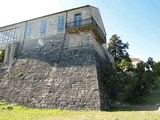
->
[66, 18, 106, 44]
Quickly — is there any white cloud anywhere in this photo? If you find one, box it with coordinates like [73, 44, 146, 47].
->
[0, 0, 60, 27]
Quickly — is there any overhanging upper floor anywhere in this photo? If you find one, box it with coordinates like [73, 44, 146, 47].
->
[66, 18, 106, 45]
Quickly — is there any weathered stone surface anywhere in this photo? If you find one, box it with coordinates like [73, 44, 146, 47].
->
[0, 5, 114, 111]
[0, 45, 110, 110]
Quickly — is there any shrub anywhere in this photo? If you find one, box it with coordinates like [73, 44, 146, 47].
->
[105, 59, 159, 103]
[16, 72, 23, 77]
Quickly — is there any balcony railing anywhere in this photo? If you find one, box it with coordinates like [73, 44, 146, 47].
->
[66, 18, 106, 43]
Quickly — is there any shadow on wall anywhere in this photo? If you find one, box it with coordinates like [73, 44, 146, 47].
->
[2, 45, 99, 82]
[17, 45, 97, 68]
[0, 44, 108, 110]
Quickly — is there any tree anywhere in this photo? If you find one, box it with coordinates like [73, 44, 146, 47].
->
[152, 61, 160, 90]
[147, 57, 156, 70]
[122, 57, 158, 102]
[118, 59, 133, 72]
[106, 35, 159, 103]
[152, 61, 160, 76]
[105, 35, 159, 103]
[108, 35, 130, 64]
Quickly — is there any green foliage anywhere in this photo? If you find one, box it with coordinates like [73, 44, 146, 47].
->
[16, 72, 23, 77]
[152, 61, 160, 76]
[152, 61, 160, 90]
[7, 106, 13, 110]
[0, 50, 5, 63]
[4, 73, 9, 77]
[106, 35, 160, 103]
[0, 102, 160, 120]
[105, 62, 117, 99]
[0, 102, 8, 105]
[108, 35, 130, 64]
[106, 56, 160, 103]
[118, 59, 133, 72]
[1, 102, 13, 110]
[26, 58, 29, 63]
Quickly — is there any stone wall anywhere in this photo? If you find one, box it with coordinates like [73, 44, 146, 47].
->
[0, 5, 112, 111]
[0, 45, 109, 110]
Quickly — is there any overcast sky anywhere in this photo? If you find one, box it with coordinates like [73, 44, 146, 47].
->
[0, 0, 160, 62]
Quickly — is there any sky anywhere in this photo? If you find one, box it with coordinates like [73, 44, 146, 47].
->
[0, 0, 160, 62]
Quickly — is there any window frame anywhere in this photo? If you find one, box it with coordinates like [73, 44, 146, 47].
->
[0, 28, 20, 43]
[57, 16, 65, 32]
[40, 20, 47, 36]
[74, 13, 81, 27]
[26, 24, 32, 38]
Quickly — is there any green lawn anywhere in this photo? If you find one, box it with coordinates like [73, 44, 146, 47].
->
[0, 102, 160, 120]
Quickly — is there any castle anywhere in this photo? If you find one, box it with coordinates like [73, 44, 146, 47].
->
[0, 5, 114, 110]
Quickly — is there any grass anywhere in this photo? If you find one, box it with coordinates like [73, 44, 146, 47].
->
[0, 91, 159, 120]
[118, 91, 160, 111]
[0, 102, 160, 120]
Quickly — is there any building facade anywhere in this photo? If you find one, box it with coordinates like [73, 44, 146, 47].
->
[131, 58, 142, 68]
[0, 5, 113, 63]
[0, 5, 114, 110]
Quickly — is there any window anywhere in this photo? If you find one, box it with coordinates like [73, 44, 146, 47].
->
[14, 28, 20, 40]
[74, 14, 81, 27]
[0, 28, 20, 43]
[0, 32, 3, 42]
[12, 29, 16, 40]
[26, 24, 32, 38]
[40, 20, 47, 35]
[16, 28, 20, 40]
[57, 16, 64, 32]
[10, 29, 14, 41]
[5, 30, 9, 41]
[7, 30, 11, 41]
[3, 31, 7, 42]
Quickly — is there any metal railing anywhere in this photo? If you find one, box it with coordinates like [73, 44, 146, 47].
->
[66, 18, 106, 42]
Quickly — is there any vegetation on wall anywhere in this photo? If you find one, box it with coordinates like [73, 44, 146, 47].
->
[0, 50, 5, 63]
[106, 35, 160, 103]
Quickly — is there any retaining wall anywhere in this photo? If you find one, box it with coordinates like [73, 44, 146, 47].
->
[0, 45, 109, 110]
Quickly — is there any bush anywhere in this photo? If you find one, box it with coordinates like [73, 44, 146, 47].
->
[105, 59, 159, 103]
